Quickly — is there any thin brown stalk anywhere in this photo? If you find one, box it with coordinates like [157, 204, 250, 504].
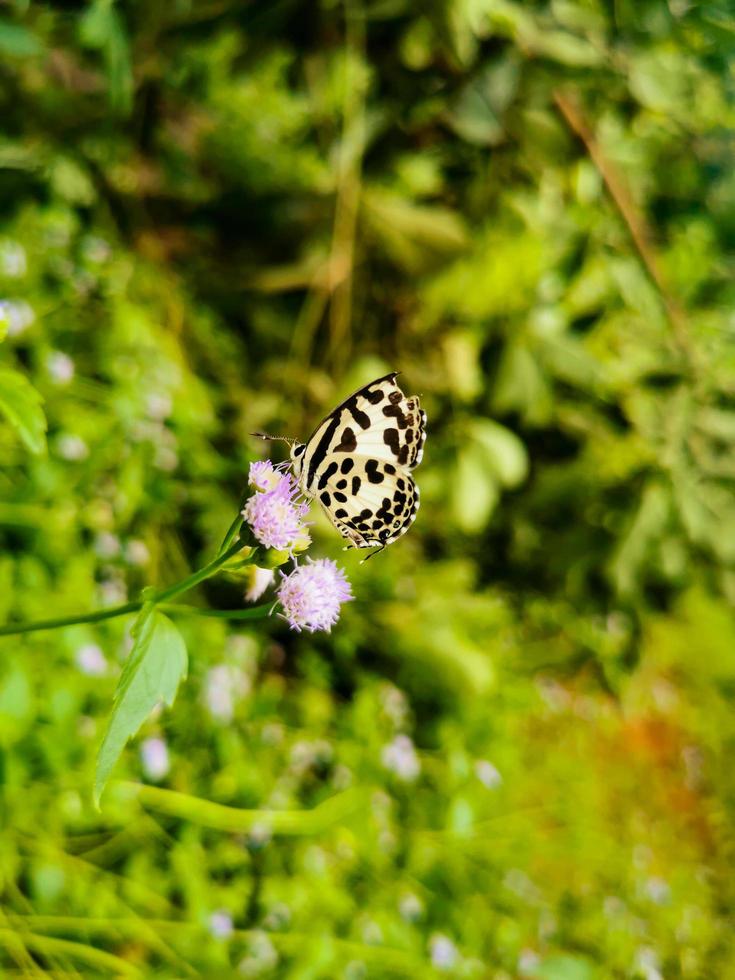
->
[553, 90, 694, 365]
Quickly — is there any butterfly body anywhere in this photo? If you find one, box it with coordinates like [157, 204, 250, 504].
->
[287, 373, 426, 552]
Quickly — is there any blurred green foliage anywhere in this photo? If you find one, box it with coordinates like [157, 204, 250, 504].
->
[2, 0, 735, 975]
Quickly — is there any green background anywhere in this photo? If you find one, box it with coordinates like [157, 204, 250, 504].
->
[2, 0, 735, 976]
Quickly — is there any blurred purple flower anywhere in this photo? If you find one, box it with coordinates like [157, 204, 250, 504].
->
[204, 664, 250, 723]
[47, 351, 75, 384]
[75, 643, 108, 677]
[243, 461, 310, 551]
[140, 737, 170, 781]
[208, 910, 234, 939]
[0, 299, 35, 337]
[475, 759, 502, 789]
[429, 934, 458, 970]
[276, 558, 353, 632]
[381, 734, 420, 782]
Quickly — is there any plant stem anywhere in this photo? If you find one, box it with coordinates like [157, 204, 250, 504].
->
[153, 538, 249, 604]
[0, 536, 255, 637]
[159, 603, 272, 620]
[0, 600, 143, 637]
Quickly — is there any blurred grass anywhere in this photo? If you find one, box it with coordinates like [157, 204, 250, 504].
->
[2, 0, 735, 976]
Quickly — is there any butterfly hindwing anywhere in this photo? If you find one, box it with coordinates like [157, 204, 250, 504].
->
[315, 455, 420, 549]
[294, 372, 426, 550]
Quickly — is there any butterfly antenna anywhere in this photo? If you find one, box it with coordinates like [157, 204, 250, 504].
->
[251, 432, 296, 445]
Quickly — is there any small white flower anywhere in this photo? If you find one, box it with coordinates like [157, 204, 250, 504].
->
[95, 532, 121, 559]
[475, 759, 502, 789]
[75, 643, 108, 676]
[56, 433, 89, 461]
[399, 893, 423, 922]
[518, 949, 541, 975]
[361, 920, 383, 945]
[125, 539, 150, 566]
[289, 739, 333, 774]
[245, 566, 275, 602]
[380, 684, 409, 727]
[204, 664, 250, 723]
[246, 823, 272, 850]
[238, 931, 278, 976]
[82, 236, 111, 264]
[208, 910, 234, 939]
[260, 722, 284, 745]
[147, 392, 172, 421]
[262, 902, 291, 931]
[381, 735, 420, 782]
[47, 351, 75, 384]
[644, 877, 670, 905]
[429, 934, 458, 970]
[140, 737, 170, 781]
[0, 241, 27, 278]
[344, 963, 367, 980]
[635, 947, 663, 980]
[99, 577, 127, 606]
[154, 445, 179, 472]
[0, 299, 35, 336]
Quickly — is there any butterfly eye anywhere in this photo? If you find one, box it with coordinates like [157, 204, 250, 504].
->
[293, 444, 305, 457]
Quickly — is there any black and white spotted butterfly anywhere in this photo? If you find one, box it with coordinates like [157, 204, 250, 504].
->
[255, 373, 426, 557]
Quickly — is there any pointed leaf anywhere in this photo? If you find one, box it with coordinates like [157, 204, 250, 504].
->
[0, 368, 47, 454]
[94, 608, 187, 806]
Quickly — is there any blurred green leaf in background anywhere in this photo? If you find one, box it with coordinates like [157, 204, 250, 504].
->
[2, 0, 735, 975]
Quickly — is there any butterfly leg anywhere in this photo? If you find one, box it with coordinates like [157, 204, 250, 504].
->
[359, 543, 385, 564]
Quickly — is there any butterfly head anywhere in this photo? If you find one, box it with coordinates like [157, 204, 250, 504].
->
[289, 441, 306, 479]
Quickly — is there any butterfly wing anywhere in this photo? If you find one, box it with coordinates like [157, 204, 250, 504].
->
[317, 456, 420, 549]
[298, 373, 426, 549]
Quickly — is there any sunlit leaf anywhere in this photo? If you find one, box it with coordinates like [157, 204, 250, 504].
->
[0, 21, 43, 57]
[0, 368, 47, 454]
[469, 418, 528, 487]
[452, 443, 499, 532]
[94, 608, 187, 806]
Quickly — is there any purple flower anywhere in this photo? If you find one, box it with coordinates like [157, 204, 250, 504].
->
[75, 643, 108, 677]
[140, 737, 170, 781]
[243, 461, 310, 551]
[429, 934, 458, 970]
[277, 558, 353, 632]
[248, 459, 281, 493]
[208, 910, 234, 939]
[381, 734, 421, 782]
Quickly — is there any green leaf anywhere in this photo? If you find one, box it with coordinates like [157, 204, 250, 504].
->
[79, 0, 133, 114]
[609, 481, 671, 597]
[0, 368, 47, 454]
[531, 955, 597, 980]
[94, 608, 187, 806]
[0, 20, 43, 57]
[469, 418, 528, 488]
[448, 57, 520, 146]
[452, 444, 499, 533]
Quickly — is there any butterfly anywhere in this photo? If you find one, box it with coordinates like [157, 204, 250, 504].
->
[254, 373, 426, 557]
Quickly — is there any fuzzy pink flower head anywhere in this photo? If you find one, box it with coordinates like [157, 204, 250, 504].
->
[243, 466, 310, 551]
[248, 459, 281, 493]
[277, 558, 353, 633]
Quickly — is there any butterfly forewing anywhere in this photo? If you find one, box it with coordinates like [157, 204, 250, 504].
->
[296, 373, 426, 549]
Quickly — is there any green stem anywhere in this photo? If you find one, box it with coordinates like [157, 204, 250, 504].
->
[153, 538, 249, 604]
[159, 603, 273, 620]
[218, 500, 247, 555]
[0, 600, 143, 637]
[0, 537, 255, 638]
